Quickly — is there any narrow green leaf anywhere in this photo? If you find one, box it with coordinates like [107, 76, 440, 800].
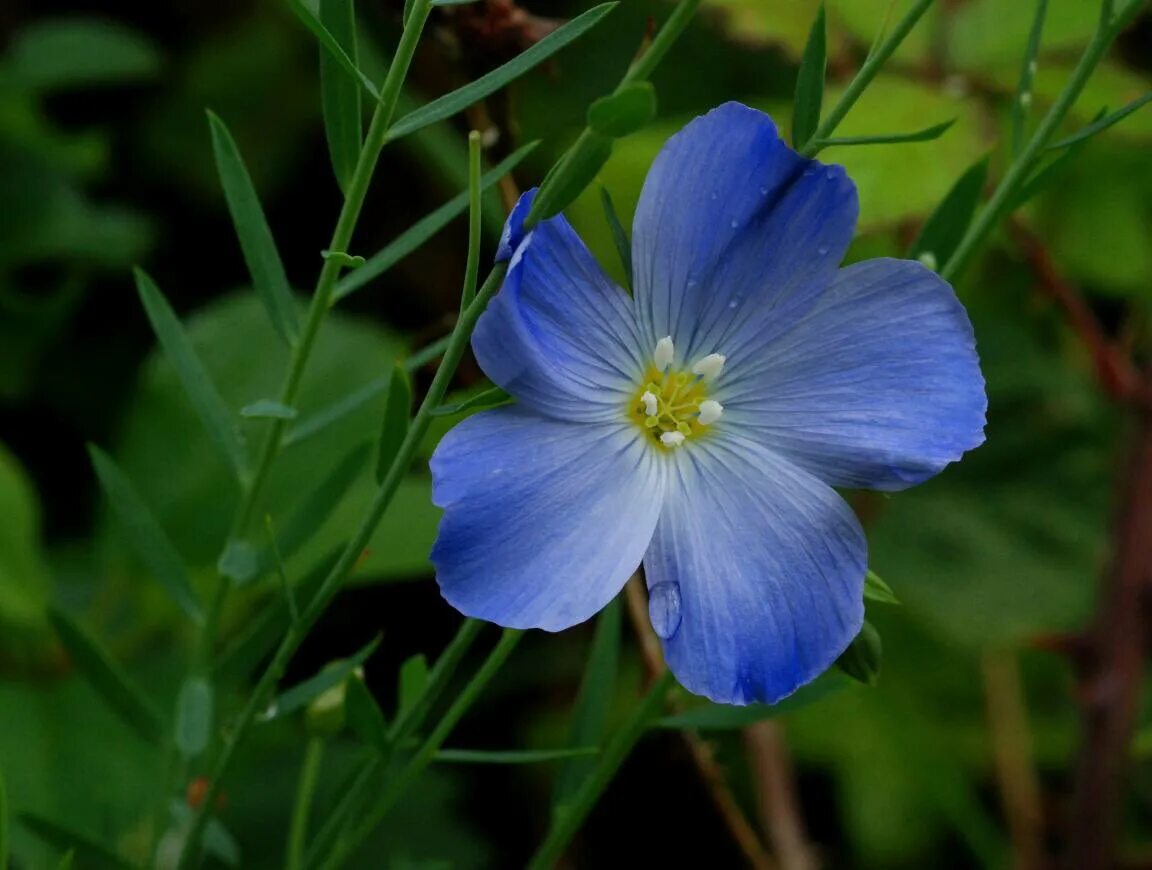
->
[319, 0, 362, 194]
[815, 119, 954, 148]
[264, 516, 299, 624]
[48, 607, 165, 746]
[284, 377, 388, 447]
[586, 81, 657, 138]
[907, 156, 989, 271]
[836, 620, 883, 686]
[1012, 0, 1048, 156]
[0, 764, 8, 870]
[437, 747, 599, 764]
[345, 675, 389, 752]
[553, 599, 620, 810]
[792, 4, 826, 150]
[530, 129, 615, 221]
[286, 0, 379, 99]
[207, 113, 300, 346]
[430, 384, 511, 416]
[134, 269, 249, 479]
[656, 673, 849, 730]
[263, 635, 382, 723]
[18, 815, 136, 870]
[398, 654, 429, 718]
[864, 569, 901, 605]
[88, 445, 203, 622]
[175, 676, 215, 759]
[333, 142, 538, 301]
[388, 3, 618, 141]
[376, 366, 411, 484]
[240, 399, 298, 420]
[1048, 92, 1152, 150]
[599, 186, 632, 288]
[320, 250, 366, 269]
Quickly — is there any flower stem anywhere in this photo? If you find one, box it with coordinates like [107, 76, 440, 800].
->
[287, 738, 325, 870]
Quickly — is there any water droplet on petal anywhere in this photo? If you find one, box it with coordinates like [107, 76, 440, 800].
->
[759, 186, 768, 196]
[817, 245, 829, 255]
[730, 219, 739, 229]
[825, 168, 838, 180]
[710, 190, 719, 201]
[648, 582, 682, 640]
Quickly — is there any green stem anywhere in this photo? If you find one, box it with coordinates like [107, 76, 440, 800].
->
[527, 671, 676, 870]
[620, 0, 703, 87]
[287, 739, 325, 870]
[461, 132, 483, 308]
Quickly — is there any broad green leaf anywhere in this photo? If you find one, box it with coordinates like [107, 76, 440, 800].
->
[285, 0, 380, 99]
[430, 385, 511, 417]
[864, 570, 901, 605]
[333, 142, 538, 301]
[791, 4, 827, 149]
[240, 399, 298, 420]
[345, 675, 389, 752]
[553, 599, 619, 809]
[48, 608, 165, 746]
[398, 654, 430, 718]
[1048, 91, 1152, 150]
[599, 186, 632, 288]
[587, 82, 657, 139]
[436, 747, 598, 764]
[174, 677, 214, 759]
[1012, 0, 1049, 156]
[207, 112, 300, 345]
[656, 673, 850, 729]
[813, 118, 954, 148]
[133, 269, 249, 480]
[319, 0, 362, 194]
[388, 3, 618, 141]
[18, 814, 135, 870]
[907, 156, 989, 270]
[87, 445, 203, 622]
[263, 635, 382, 722]
[836, 620, 883, 685]
[376, 367, 412, 484]
[8, 18, 160, 92]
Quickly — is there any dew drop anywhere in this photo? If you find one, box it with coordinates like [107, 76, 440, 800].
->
[710, 190, 719, 201]
[759, 186, 768, 196]
[648, 582, 683, 640]
[817, 245, 829, 255]
[825, 168, 838, 180]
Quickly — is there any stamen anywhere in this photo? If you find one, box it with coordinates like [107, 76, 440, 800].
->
[640, 390, 659, 417]
[660, 431, 686, 448]
[654, 336, 675, 371]
[698, 399, 723, 425]
[691, 353, 726, 379]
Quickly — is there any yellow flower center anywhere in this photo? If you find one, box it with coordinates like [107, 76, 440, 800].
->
[627, 337, 725, 450]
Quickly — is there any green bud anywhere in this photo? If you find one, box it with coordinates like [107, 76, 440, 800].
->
[836, 620, 882, 686]
[305, 667, 355, 737]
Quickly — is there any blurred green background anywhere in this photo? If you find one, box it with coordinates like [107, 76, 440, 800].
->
[1, 0, 1151, 866]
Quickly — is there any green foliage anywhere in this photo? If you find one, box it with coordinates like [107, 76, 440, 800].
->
[909, 156, 990, 271]
[836, 621, 883, 686]
[791, 4, 827, 149]
[264, 635, 381, 723]
[656, 674, 851, 730]
[7, 18, 160, 92]
[586, 82, 658, 138]
[318, 0, 362, 194]
[376, 367, 412, 484]
[175, 676, 215, 758]
[0, 445, 51, 653]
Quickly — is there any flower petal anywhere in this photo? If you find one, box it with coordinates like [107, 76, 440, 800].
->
[473, 190, 644, 423]
[431, 407, 664, 631]
[644, 434, 865, 705]
[719, 258, 987, 491]
[631, 102, 858, 365]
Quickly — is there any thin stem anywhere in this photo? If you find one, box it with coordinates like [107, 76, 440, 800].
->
[461, 131, 483, 308]
[527, 670, 676, 870]
[620, 0, 703, 87]
[287, 739, 325, 870]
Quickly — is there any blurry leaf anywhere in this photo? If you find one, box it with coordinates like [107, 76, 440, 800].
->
[263, 635, 381, 723]
[56, 851, 74, 870]
[0, 444, 51, 642]
[430, 385, 510, 416]
[907, 156, 988, 270]
[319, 0, 362, 194]
[285, 0, 380, 99]
[813, 118, 954, 148]
[792, 4, 827, 149]
[217, 537, 260, 585]
[864, 570, 901, 605]
[333, 142, 538, 301]
[436, 748, 598, 764]
[599, 187, 632, 288]
[1012, 0, 1049, 155]
[47, 608, 165, 747]
[133, 269, 249, 481]
[239, 399, 298, 420]
[17, 814, 135, 870]
[398, 655, 429, 718]
[376, 367, 411, 484]
[174, 677, 214, 759]
[553, 599, 619, 810]
[1048, 91, 1152, 150]
[836, 621, 883, 685]
[8, 18, 160, 91]
[345, 676, 389, 752]
[657, 674, 850, 729]
[88, 445, 203, 622]
[586, 82, 657, 139]
[207, 112, 300, 345]
[168, 802, 240, 868]
[949, 0, 1097, 73]
[284, 377, 388, 447]
[0, 763, 7, 870]
[531, 130, 615, 221]
[389, 3, 618, 141]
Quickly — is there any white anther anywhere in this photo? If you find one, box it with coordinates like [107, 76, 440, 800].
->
[691, 353, 726, 379]
[654, 336, 675, 371]
[660, 431, 686, 448]
[697, 400, 723, 425]
[640, 391, 659, 416]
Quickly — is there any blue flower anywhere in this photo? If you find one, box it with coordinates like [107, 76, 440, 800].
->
[430, 102, 986, 705]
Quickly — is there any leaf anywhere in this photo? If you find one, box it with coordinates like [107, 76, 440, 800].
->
[529, 130, 615, 222]
[345, 675, 389, 752]
[262, 635, 382, 722]
[791, 4, 827, 149]
[87, 445, 203, 622]
[656, 673, 850, 730]
[812, 118, 954, 147]
[432, 0, 481, 5]
[599, 187, 632, 288]
[907, 156, 989, 270]
[48, 607, 165, 746]
[388, 3, 618, 141]
[1048, 91, 1152, 150]
[174, 677, 214, 759]
[18, 814, 136, 870]
[376, 367, 412, 484]
[285, 0, 380, 99]
[1012, 0, 1048, 156]
[333, 142, 538, 301]
[436, 747, 599, 764]
[864, 569, 901, 605]
[8, 18, 160, 92]
[133, 269, 249, 481]
[0, 443, 51, 644]
[835, 620, 883, 686]
[587, 82, 657, 139]
[321, 250, 366, 269]
[0, 763, 8, 870]
[553, 599, 619, 809]
[319, 0, 362, 194]
[57, 851, 75, 870]
[207, 112, 300, 346]
[430, 385, 511, 417]
[398, 654, 430, 718]
[240, 400, 298, 420]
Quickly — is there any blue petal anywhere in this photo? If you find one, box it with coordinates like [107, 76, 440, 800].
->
[719, 258, 987, 491]
[473, 190, 645, 423]
[644, 433, 865, 705]
[431, 407, 664, 631]
[631, 102, 858, 365]
[495, 189, 535, 263]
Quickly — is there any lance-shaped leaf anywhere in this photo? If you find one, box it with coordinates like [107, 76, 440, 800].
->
[133, 269, 249, 480]
[345, 674, 389, 752]
[529, 129, 615, 221]
[284, 377, 389, 447]
[376, 366, 412, 484]
[908, 156, 989, 271]
[88, 445, 203, 622]
[791, 4, 826, 150]
[48, 607, 165, 746]
[600, 186, 632, 287]
[814, 119, 954, 148]
[836, 620, 883, 686]
[207, 113, 300, 346]
[175, 676, 215, 759]
[1048, 92, 1152, 151]
[319, 0, 362, 194]
[430, 384, 511, 416]
[286, 0, 379, 99]
[19, 814, 136, 870]
[864, 569, 901, 605]
[656, 673, 849, 730]
[437, 747, 599, 764]
[262, 635, 382, 722]
[587, 81, 657, 139]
